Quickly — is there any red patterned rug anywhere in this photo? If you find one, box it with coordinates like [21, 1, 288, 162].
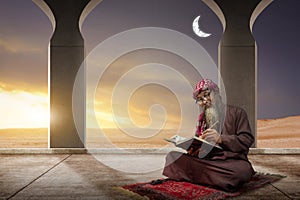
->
[121, 173, 285, 200]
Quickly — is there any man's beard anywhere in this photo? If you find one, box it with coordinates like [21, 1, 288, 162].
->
[204, 105, 219, 130]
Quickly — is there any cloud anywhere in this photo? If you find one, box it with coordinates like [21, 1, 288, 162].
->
[0, 81, 15, 92]
[0, 38, 42, 54]
[89, 79, 197, 131]
[0, 81, 46, 95]
[0, 37, 48, 93]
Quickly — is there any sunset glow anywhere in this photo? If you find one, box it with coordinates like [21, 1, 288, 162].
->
[0, 89, 125, 129]
[0, 86, 186, 130]
[0, 88, 48, 129]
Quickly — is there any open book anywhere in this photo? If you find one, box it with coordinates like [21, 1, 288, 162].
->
[164, 135, 223, 151]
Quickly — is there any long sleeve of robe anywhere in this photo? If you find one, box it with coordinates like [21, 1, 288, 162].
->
[214, 105, 254, 160]
[162, 105, 255, 192]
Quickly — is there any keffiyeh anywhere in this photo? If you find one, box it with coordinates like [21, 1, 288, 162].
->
[193, 79, 219, 100]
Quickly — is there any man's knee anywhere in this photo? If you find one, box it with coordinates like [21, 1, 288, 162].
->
[231, 162, 254, 185]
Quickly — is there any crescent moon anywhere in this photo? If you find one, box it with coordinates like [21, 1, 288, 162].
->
[192, 15, 211, 38]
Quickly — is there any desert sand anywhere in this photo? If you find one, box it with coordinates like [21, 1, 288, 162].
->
[257, 115, 300, 148]
[0, 116, 299, 148]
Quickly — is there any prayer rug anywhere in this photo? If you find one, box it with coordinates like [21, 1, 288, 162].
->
[120, 173, 285, 200]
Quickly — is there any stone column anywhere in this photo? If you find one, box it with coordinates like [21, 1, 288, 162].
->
[203, 0, 273, 147]
[33, 0, 101, 147]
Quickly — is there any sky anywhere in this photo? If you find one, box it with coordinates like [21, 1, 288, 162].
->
[0, 0, 299, 129]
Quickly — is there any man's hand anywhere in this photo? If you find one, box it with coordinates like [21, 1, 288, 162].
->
[187, 147, 200, 157]
[201, 129, 222, 144]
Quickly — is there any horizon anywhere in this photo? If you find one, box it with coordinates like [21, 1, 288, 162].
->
[0, 117, 299, 148]
[1, 114, 300, 130]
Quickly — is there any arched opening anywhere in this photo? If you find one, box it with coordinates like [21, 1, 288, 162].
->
[0, 0, 52, 147]
[81, 0, 223, 148]
[253, 0, 300, 148]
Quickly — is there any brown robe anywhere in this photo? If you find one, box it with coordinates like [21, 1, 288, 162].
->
[162, 105, 255, 192]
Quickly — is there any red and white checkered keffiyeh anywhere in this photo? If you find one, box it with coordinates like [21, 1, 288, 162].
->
[193, 79, 219, 100]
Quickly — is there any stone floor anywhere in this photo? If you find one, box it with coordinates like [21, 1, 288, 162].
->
[0, 150, 299, 199]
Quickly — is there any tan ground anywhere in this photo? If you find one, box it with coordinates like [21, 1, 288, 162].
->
[0, 128, 48, 148]
[0, 115, 299, 148]
[257, 115, 300, 148]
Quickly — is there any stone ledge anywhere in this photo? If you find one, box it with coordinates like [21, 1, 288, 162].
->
[0, 148, 299, 155]
[248, 148, 300, 155]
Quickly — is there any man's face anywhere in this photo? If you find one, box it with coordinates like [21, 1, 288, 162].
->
[196, 90, 220, 128]
[196, 89, 216, 108]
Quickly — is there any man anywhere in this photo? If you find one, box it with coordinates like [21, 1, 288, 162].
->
[162, 79, 255, 192]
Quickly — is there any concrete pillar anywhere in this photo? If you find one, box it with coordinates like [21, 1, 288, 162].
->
[203, 0, 272, 147]
[33, 0, 102, 147]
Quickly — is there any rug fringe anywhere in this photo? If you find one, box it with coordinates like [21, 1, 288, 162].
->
[255, 171, 287, 178]
[112, 186, 150, 200]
